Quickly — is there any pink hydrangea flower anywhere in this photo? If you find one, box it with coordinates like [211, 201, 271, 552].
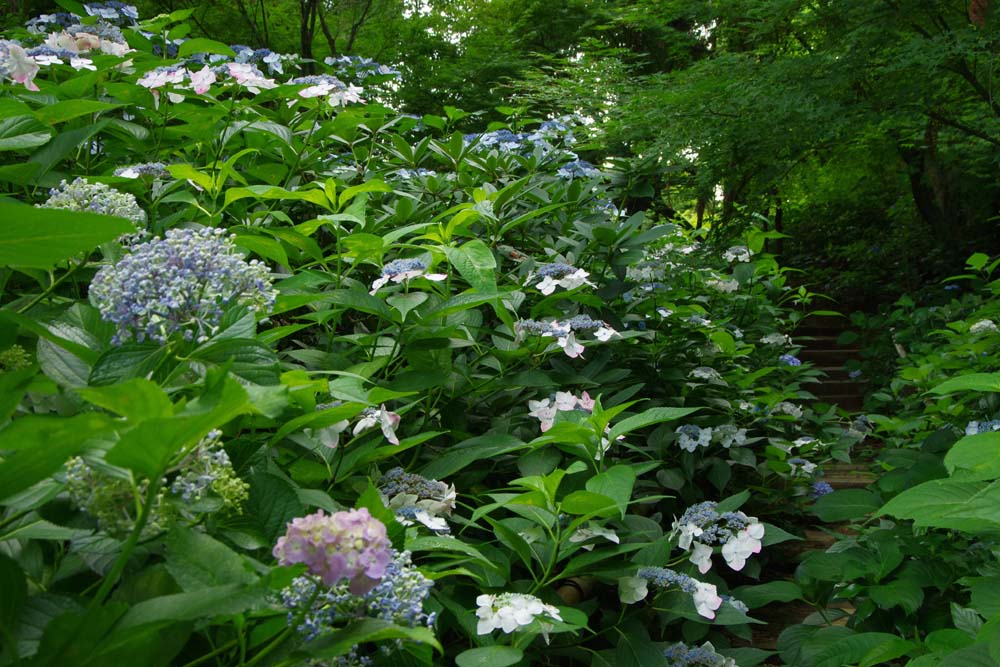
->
[273, 508, 392, 594]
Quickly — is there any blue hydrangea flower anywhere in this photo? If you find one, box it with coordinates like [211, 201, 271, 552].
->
[779, 354, 802, 366]
[89, 228, 276, 345]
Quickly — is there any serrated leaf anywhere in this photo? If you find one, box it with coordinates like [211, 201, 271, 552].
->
[608, 407, 700, 441]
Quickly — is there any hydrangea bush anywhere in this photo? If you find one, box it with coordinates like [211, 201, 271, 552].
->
[0, 5, 945, 666]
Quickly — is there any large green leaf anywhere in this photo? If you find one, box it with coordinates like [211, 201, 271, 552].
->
[0, 202, 134, 269]
[455, 647, 523, 667]
[945, 432, 1000, 481]
[608, 407, 700, 441]
[0, 115, 52, 151]
[419, 433, 526, 479]
[105, 378, 249, 478]
[118, 583, 267, 628]
[812, 489, 880, 522]
[444, 240, 497, 292]
[0, 413, 114, 504]
[930, 373, 1000, 395]
[164, 526, 258, 591]
[585, 464, 636, 519]
[302, 619, 441, 659]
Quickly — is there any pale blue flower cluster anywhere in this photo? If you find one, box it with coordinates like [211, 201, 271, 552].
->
[90, 227, 276, 345]
[637, 566, 700, 594]
[778, 354, 802, 366]
[675, 501, 750, 545]
[280, 550, 434, 665]
[114, 162, 169, 179]
[41, 178, 147, 227]
[83, 2, 139, 25]
[663, 641, 734, 667]
[966, 419, 1000, 435]
[810, 481, 834, 498]
[169, 429, 249, 512]
[556, 159, 601, 179]
[26, 12, 79, 33]
[325, 55, 400, 80]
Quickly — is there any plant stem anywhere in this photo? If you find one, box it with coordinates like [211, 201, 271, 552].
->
[88, 476, 163, 608]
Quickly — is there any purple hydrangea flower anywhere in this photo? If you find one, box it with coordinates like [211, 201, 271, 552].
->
[273, 508, 392, 594]
[779, 354, 802, 367]
[810, 481, 834, 498]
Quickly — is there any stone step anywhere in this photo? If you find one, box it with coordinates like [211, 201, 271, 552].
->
[823, 463, 876, 488]
[799, 349, 860, 364]
[811, 379, 868, 394]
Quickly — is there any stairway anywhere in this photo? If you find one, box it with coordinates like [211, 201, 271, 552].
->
[795, 314, 866, 412]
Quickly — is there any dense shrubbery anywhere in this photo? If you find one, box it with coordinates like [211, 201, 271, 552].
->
[0, 5, 998, 667]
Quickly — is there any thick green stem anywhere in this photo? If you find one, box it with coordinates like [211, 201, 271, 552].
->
[88, 476, 163, 608]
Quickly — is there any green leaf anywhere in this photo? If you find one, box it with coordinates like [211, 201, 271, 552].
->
[76, 378, 173, 421]
[304, 619, 440, 659]
[0, 413, 114, 504]
[387, 292, 428, 322]
[585, 464, 635, 519]
[930, 373, 1000, 395]
[858, 636, 917, 667]
[190, 338, 281, 385]
[0, 365, 38, 422]
[879, 479, 985, 528]
[165, 526, 258, 591]
[247, 471, 304, 543]
[732, 581, 803, 608]
[608, 407, 700, 441]
[420, 433, 526, 479]
[806, 631, 910, 667]
[0, 202, 134, 269]
[34, 100, 122, 125]
[105, 378, 249, 478]
[0, 553, 27, 632]
[945, 432, 1000, 481]
[0, 115, 51, 151]
[455, 646, 523, 667]
[118, 583, 266, 628]
[406, 535, 497, 570]
[88, 344, 169, 386]
[177, 38, 237, 58]
[224, 184, 330, 210]
[561, 490, 619, 517]
[812, 489, 880, 522]
[445, 240, 497, 292]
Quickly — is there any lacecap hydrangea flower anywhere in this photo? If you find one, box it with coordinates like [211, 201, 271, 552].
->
[370, 258, 446, 294]
[273, 508, 392, 594]
[779, 354, 802, 366]
[379, 467, 456, 533]
[169, 429, 249, 512]
[967, 419, 1000, 436]
[663, 641, 737, 667]
[0, 40, 40, 91]
[475, 592, 562, 635]
[672, 501, 765, 573]
[517, 316, 618, 358]
[631, 567, 723, 619]
[89, 227, 276, 345]
[528, 262, 595, 295]
[722, 245, 752, 263]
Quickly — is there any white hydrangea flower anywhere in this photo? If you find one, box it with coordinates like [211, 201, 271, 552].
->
[773, 402, 803, 419]
[690, 366, 724, 383]
[721, 522, 765, 571]
[690, 542, 714, 574]
[475, 593, 562, 635]
[692, 580, 724, 619]
[723, 245, 752, 262]
[706, 278, 739, 293]
[713, 424, 747, 448]
[970, 319, 998, 334]
[761, 332, 792, 346]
